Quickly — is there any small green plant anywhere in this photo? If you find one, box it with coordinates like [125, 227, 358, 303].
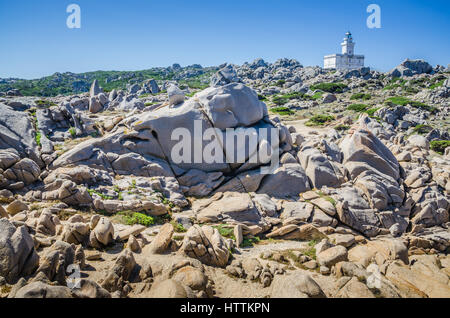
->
[317, 191, 336, 206]
[305, 114, 335, 126]
[310, 91, 323, 100]
[412, 124, 433, 135]
[365, 108, 380, 116]
[35, 99, 57, 108]
[430, 140, 450, 155]
[275, 79, 286, 87]
[87, 189, 113, 200]
[213, 224, 235, 240]
[35, 131, 42, 147]
[429, 79, 444, 90]
[310, 82, 348, 93]
[334, 124, 350, 131]
[272, 95, 288, 105]
[68, 127, 76, 138]
[241, 236, 260, 248]
[347, 104, 369, 112]
[270, 106, 294, 116]
[304, 246, 317, 260]
[385, 96, 410, 106]
[350, 93, 371, 100]
[171, 221, 187, 233]
[129, 179, 137, 190]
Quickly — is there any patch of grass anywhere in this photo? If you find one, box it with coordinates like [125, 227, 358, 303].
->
[310, 91, 323, 100]
[303, 246, 317, 260]
[257, 94, 267, 101]
[429, 79, 444, 90]
[412, 124, 433, 135]
[386, 97, 438, 113]
[241, 236, 260, 248]
[409, 101, 438, 114]
[384, 77, 407, 90]
[365, 107, 380, 116]
[272, 95, 288, 105]
[305, 114, 335, 126]
[270, 106, 294, 116]
[350, 93, 371, 100]
[347, 104, 369, 112]
[128, 179, 137, 190]
[385, 96, 410, 106]
[310, 82, 348, 93]
[430, 140, 450, 155]
[87, 189, 113, 200]
[35, 99, 57, 107]
[213, 224, 235, 240]
[334, 124, 350, 131]
[275, 79, 286, 87]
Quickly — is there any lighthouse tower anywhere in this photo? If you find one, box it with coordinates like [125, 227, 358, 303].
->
[324, 31, 365, 70]
[341, 32, 355, 55]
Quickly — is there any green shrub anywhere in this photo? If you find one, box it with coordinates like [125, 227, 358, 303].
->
[311, 92, 323, 100]
[241, 236, 260, 248]
[121, 212, 155, 227]
[257, 94, 267, 101]
[412, 124, 433, 135]
[350, 93, 371, 100]
[429, 80, 444, 90]
[87, 189, 113, 200]
[430, 140, 450, 155]
[310, 82, 348, 93]
[68, 127, 76, 138]
[275, 79, 286, 87]
[213, 224, 235, 240]
[272, 95, 288, 105]
[365, 108, 380, 116]
[35, 99, 57, 107]
[409, 101, 438, 114]
[385, 97, 437, 113]
[270, 106, 294, 116]
[305, 115, 335, 126]
[347, 104, 369, 112]
[334, 124, 350, 131]
[386, 96, 410, 106]
[170, 221, 187, 233]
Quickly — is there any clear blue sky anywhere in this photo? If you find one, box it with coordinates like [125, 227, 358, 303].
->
[1, 0, 449, 79]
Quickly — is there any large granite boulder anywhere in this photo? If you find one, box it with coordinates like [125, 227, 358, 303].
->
[0, 219, 40, 283]
[0, 104, 43, 168]
[388, 59, 433, 78]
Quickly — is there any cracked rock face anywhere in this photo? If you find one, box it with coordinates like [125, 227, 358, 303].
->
[179, 225, 230, 268]
[0, 218, 40, 284]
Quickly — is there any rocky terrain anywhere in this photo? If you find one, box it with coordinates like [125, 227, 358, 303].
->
[0, 58, 449, 298]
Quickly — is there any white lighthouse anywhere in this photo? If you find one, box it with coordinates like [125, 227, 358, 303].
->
[324, 32, 365, 70]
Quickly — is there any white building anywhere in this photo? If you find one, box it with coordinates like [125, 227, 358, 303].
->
[324, 32, 365, 70]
